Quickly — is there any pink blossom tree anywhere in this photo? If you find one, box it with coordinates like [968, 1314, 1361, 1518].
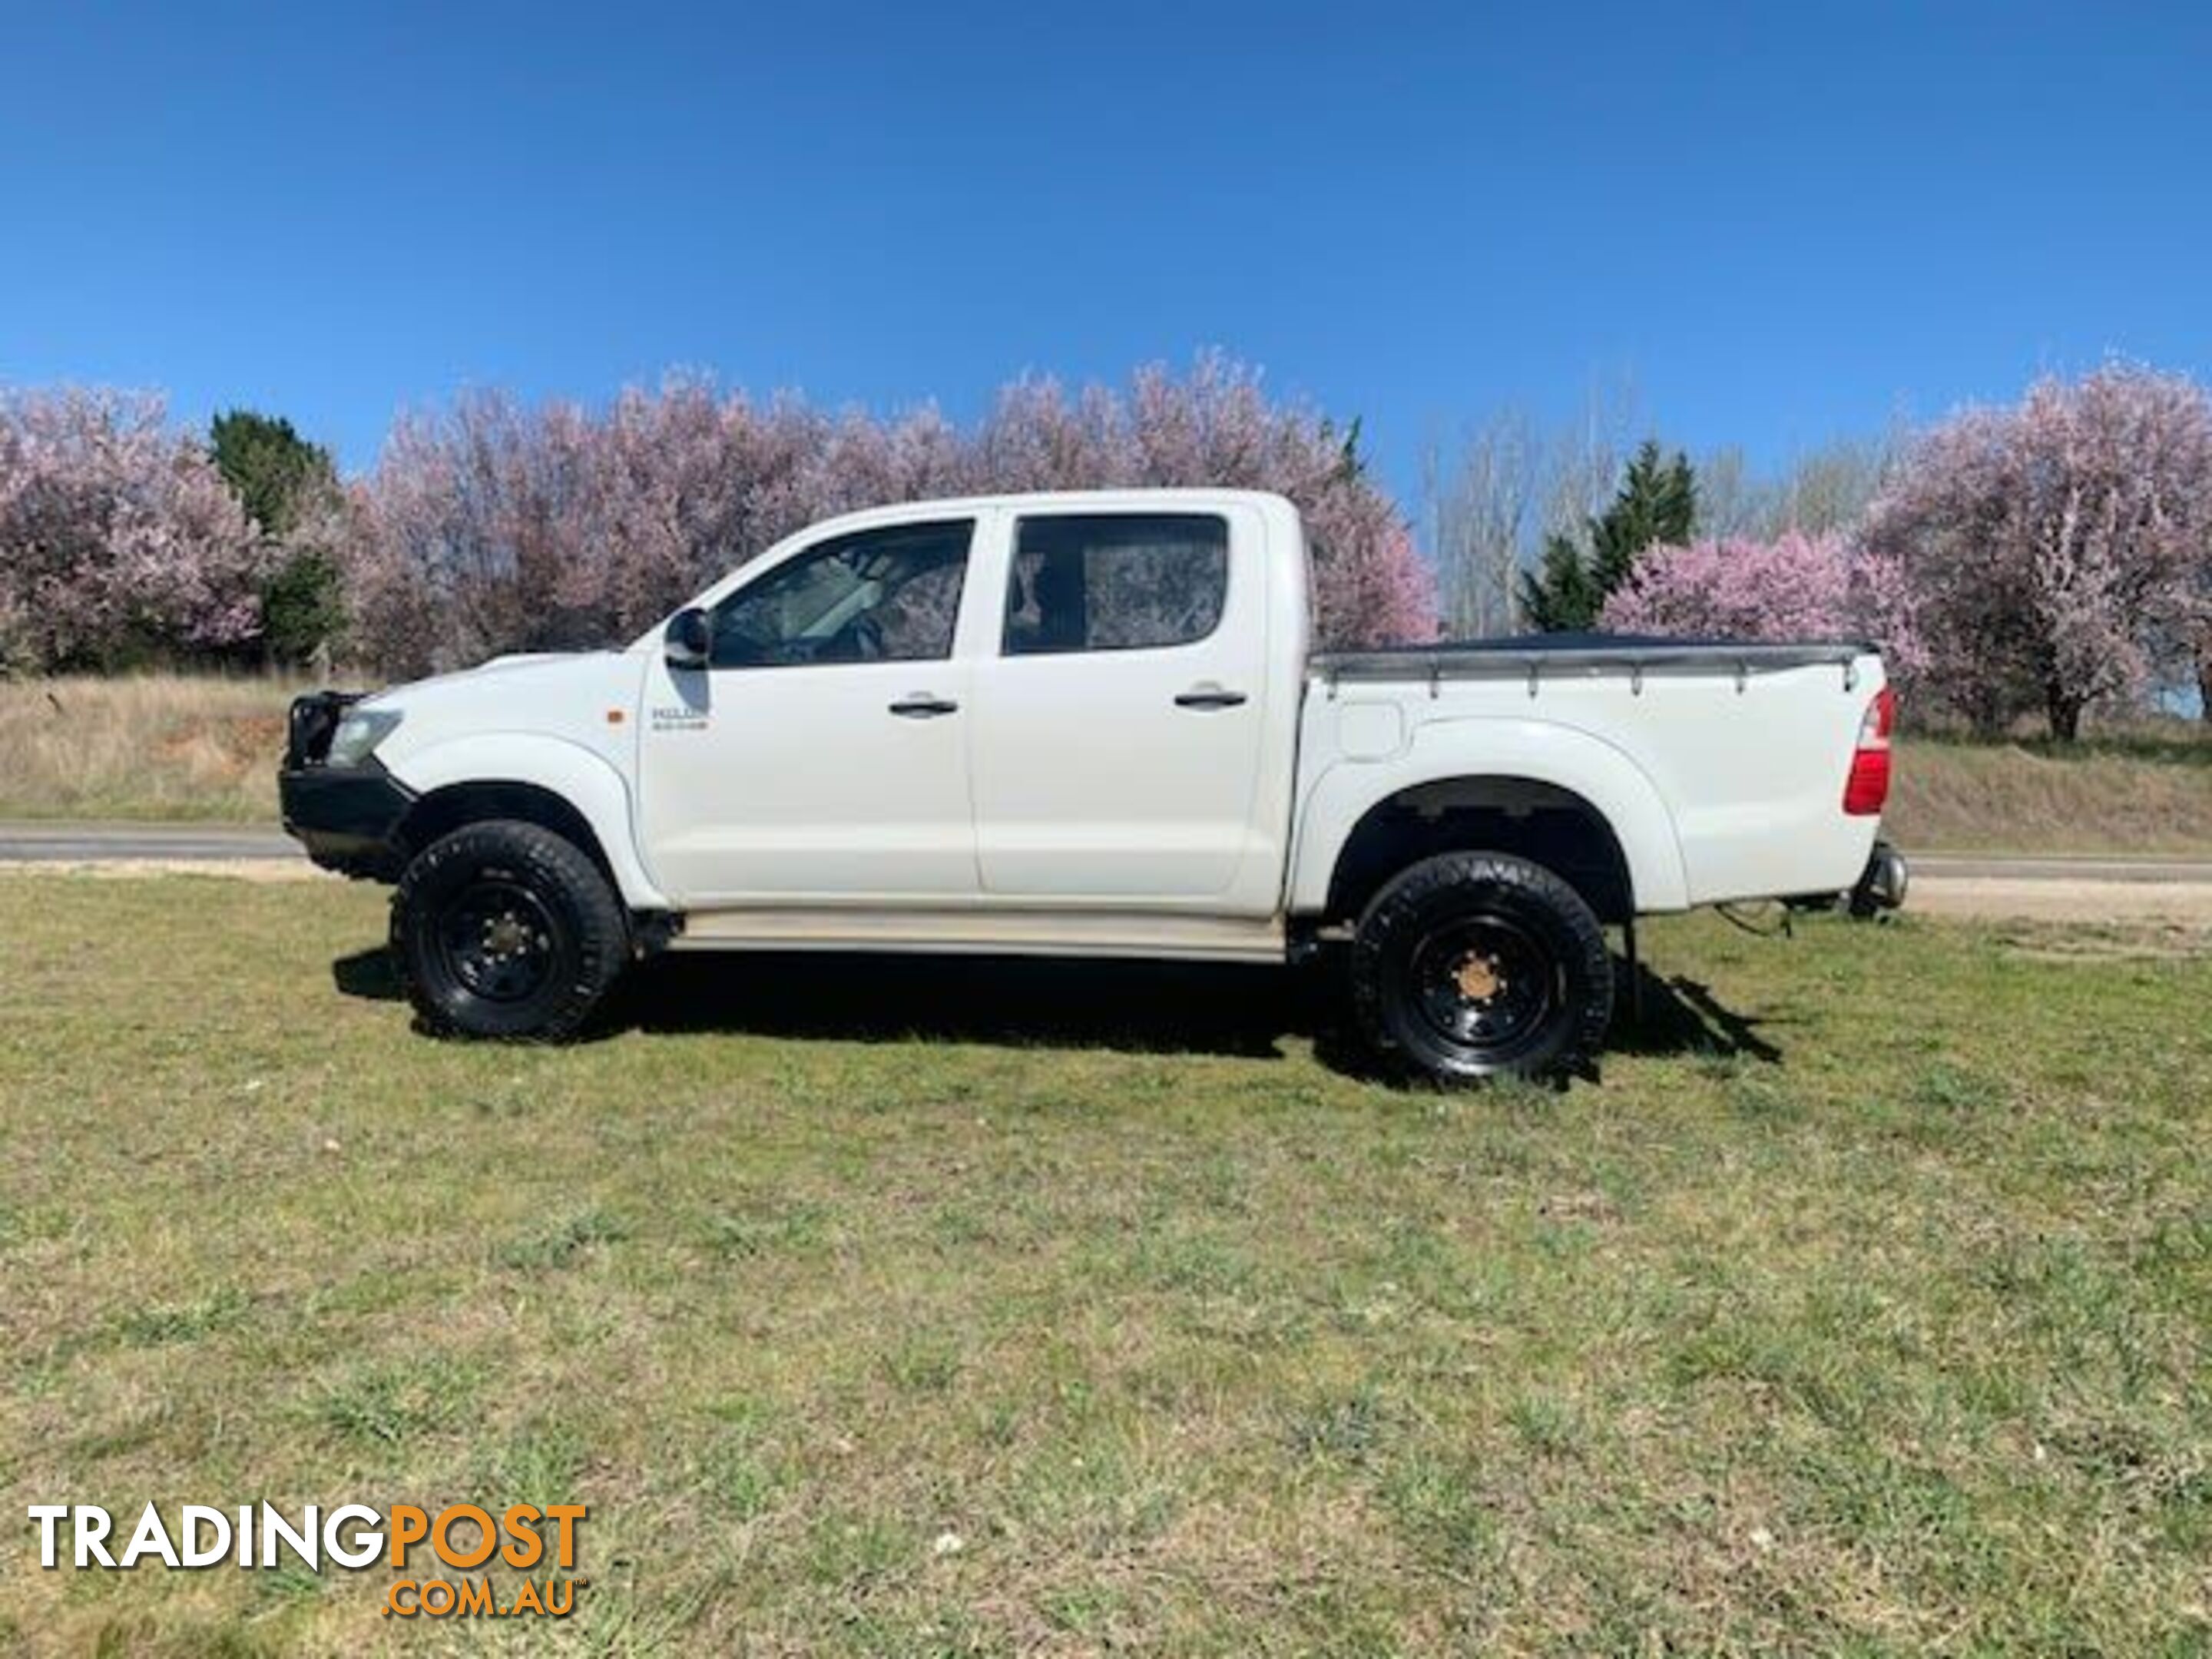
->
[959, 356, 1434, 646]
[346, 389, 596, 674]
[347, 355, 1436, 674]
[1122, 353, 1435, 647]
[349, 382, 854, 673]
[969, 377, 1133, 490]
[1863, 364, 2212, 739]
[1599, 529, 1926, 679]
[0, 388, 268, 672]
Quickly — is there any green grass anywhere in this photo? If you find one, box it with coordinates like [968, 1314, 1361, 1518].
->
[1, 876, 2209, 1654]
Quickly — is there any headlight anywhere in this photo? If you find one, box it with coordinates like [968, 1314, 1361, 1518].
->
[326, 707, 402, 767]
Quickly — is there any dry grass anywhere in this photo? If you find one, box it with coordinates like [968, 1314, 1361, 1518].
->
[1887, 731, 2212, 854]
[0, 674, 303, 821]
[1, 877, 2207, 1654]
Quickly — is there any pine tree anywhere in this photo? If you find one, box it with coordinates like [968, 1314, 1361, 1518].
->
[210, 410, 335, 537]
[1520, 531, 1601, 632]
[1518, 439, 1698, 631]
[210, 409, 346, 664]
[1590, 440, 1696, 598]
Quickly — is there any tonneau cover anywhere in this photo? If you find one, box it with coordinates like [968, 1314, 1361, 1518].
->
[1311, 632, 1876, 684]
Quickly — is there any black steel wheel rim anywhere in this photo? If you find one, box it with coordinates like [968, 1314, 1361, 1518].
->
[1406, 916, 1556, 1055]
[436, 877, 561, 1004]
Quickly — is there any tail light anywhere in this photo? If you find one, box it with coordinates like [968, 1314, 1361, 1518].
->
[1843, 686, 1896, 816]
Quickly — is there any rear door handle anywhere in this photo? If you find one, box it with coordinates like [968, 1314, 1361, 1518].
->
[889, 694, 959, 718]
[1174, 687, 1247, 710]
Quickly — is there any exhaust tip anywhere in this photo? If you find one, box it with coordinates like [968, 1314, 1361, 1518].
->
[1851, 839, 1909, 916]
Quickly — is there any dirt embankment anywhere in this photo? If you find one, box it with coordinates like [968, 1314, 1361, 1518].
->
[1887, 734, 2212, 856]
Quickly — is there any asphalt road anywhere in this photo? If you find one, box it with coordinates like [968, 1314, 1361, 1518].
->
[0, 823, 298, 861]
[2, 823, 2211, 883]
[1909, 853, 2212, 883]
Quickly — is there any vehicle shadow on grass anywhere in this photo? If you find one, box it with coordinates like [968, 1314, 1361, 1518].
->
[332, 944, 1783, 1075]
[329, 942, 1300, 1058]
[1606, 965, 1784, 1065]
[1303, 955, 1784, 1082]
[332, 946, 404, 1002]
[617, 952, 1303, 1059]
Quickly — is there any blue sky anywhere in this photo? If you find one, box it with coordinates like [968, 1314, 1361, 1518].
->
[5, 1, 2208, 507]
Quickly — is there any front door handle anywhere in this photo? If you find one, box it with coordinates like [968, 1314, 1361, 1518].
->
[1174, 687, 1248, 710]
[889, 694, 959, 718]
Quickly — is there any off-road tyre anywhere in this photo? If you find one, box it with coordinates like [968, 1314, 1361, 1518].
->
[392, 820, 629, 1040]
[1349, 851, 1613, 1084]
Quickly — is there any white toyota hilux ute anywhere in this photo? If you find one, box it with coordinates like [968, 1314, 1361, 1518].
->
[280, 488, 1901, 1082]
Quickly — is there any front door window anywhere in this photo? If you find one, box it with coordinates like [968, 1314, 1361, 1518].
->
[711, 520, 972, 668]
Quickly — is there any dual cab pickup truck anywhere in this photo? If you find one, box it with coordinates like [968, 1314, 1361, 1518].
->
[280, 488, 1897, 1083]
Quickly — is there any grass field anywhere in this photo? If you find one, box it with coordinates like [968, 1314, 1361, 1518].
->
[5, 675, 2212, 856]
[1, 875, 2207, 1654]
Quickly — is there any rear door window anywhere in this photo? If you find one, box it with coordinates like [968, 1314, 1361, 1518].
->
[1002, 513, 1228, 655]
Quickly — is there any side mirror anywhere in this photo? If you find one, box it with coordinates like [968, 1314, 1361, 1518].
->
[664, 608, 711, 671]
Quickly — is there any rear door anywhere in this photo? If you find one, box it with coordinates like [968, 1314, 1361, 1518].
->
[967, 505, 1273, 904]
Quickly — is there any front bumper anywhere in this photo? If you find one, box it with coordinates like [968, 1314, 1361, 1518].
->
[279, 759, 414, 880]
[280, 689, 412, 879]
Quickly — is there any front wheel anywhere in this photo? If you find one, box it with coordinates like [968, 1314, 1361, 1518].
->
[1349, 852, 1614, 1084]
[391, 820, 631, 1040]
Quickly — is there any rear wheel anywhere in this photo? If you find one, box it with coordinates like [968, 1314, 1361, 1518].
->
[1349, 851, 1613, 1084]
[392, 820, 629, 1040]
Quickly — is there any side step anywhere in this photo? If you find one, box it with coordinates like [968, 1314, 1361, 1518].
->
[670, 906, 1287, 964]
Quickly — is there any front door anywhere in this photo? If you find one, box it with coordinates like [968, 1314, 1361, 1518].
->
[637, 518, 980, 905]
